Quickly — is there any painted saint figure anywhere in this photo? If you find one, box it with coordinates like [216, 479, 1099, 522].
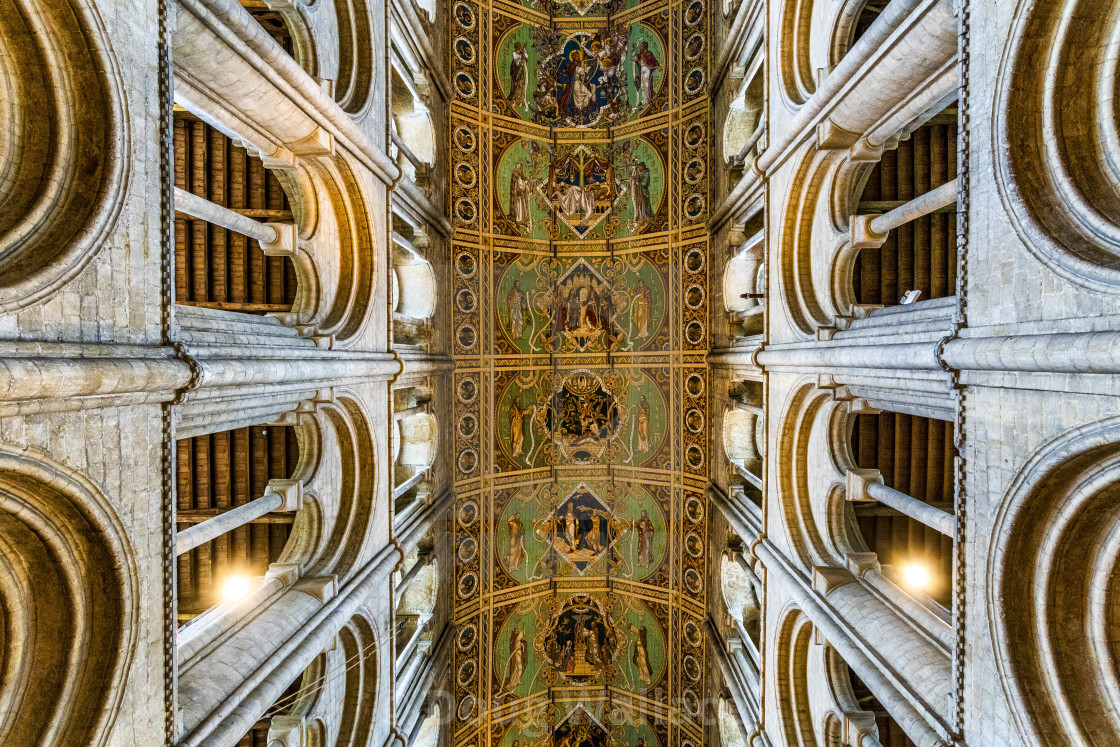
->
[629, 159, 653, 225]
[507, 511, 527, 571]
[504, 628, 527, 689]
[636, 509, 655, 567]
[507, 282, 528, 339]
[508, 162, 533, 232]
[584, 620, 602, 666]
[571, 57, 596, 113]
[636, 395, 651, 452]
[633, 41, 660, 106]
[509, 401, 526, 457]
[630, 623, 652, 685]
[632, 278, 652, 339]
[586, 513, 603, 553]
[559, 50, 595, 117]
[564, 502, 580, 552]
[561, 639, 574, 673]
[508, 42, 529, 110]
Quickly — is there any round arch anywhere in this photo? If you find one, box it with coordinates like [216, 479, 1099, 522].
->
[990, 417, 1120, 744]
[0, 446, 138, 746]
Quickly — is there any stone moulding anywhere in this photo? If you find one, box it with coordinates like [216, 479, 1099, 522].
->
[995, 0, 1120, 293]
[0, 0, 129, 311]
[989, 417, 1120, 745]
[0, 445, 138, 746]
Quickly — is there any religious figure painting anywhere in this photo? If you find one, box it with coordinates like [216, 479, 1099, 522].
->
[542, 370, 622, 462]
[494, 254, 667, 355]
[546, 147, 621, 235]
[495, 367, 669, 468]
[496, 481, 669, 582]
[500, 708, 662, 747]
[451, 0, 710, 734]
[494, 138, 665, 239]
[507, 161, 534, 234]
[532, 484, 630, 573]
[494, 24, 665, 127]
[531, 29, 632, 127]
[548, 260, 618, 350]
[518, 0, 633, 17]
[542, 595, 621, 684]
[550, 708, 611, 747]
[507, 510, 528, 571]
[632, 40, 660, 107]
[501, 627, 529, 691]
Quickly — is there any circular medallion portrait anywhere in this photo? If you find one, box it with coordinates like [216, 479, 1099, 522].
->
[457, 377, 478, 403]
[454, 71, 476, 99]
[454, 37, 476, 64]
[455, 198, 477, 224]
[684, 68, 705, 96]
[684, 0, 704, 25]
[457, 324, 477, 349]
[453, 1, 475, 29]
[684, 247, 705, 273]
[457, 500, 479, 528]
[685, 123, 705, 149]
[457, 448, 478, 474]
[685, 373, 705, 397]
[454, 126, 476, 153]
[455, 251, 477, 277]
[456, 288, 477, 312]
[684, 33, 704, 61]
[455, 161, 477, 188]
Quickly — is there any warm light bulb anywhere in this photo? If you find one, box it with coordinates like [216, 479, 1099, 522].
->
[900, 562, 931, 591]
[221, 575, 252, 601]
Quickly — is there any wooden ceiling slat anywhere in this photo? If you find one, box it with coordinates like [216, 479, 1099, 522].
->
[171, 112, 295, 310]
[175, 427, 299, 616]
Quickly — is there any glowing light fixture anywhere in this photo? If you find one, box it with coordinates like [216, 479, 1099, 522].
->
[221, 575, 253, 602]
[900, 562, 931, 592]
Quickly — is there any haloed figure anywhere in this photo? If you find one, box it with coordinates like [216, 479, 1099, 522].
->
[507, 511, 527, 571]
[509, 400, 526, 457]
[508, 162, 533, 232]
[632, 278, 652, 338]
[636, 509, 654, 567]
[630, 623, 652, 684]
[508, 41, 529, 110]
[505, 628, 527, 689]
[507, 282, 527, 339]
[636, 394, 651, 451]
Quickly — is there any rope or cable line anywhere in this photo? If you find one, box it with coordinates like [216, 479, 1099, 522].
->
[256, 633, 391, 720]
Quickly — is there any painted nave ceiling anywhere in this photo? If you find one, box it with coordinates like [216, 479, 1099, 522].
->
[449, 0, 711, 742]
